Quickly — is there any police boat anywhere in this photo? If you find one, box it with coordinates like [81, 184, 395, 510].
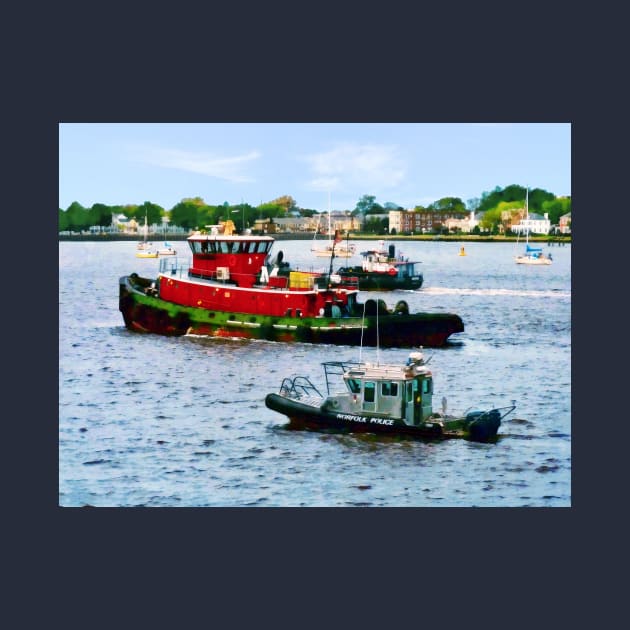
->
[265, 351, 516, 443]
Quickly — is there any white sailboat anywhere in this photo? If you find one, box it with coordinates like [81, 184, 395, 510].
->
[136, 212, 158, 258]
[311, 194, 356, 259]
[514, 189, 552, 265]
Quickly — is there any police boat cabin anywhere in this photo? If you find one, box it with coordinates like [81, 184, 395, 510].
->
[334, 353, 434, 428]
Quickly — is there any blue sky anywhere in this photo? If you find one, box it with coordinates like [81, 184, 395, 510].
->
[59, 123, 571, 212]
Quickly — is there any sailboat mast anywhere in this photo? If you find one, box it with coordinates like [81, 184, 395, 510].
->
[525, 187, 529, 243]
[327, 191, 332, 243]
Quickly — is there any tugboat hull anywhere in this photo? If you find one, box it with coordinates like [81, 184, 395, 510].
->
[336, 269, 424, 291]
[119, 274, 464, 347]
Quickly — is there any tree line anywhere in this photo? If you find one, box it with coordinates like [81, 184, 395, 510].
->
[59, 186, 570, 233]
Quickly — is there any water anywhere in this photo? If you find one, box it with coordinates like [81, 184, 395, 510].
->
[59, 238, 571, 507]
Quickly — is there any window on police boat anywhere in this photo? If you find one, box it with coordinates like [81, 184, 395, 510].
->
[347, 379, 361, 394]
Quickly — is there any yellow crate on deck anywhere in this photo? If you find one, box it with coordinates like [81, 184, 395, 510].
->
[289, 271, 315, 289]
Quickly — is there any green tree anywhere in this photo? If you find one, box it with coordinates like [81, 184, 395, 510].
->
[256, 202, 284, 219]
[477, 185, 555, 215]
[479, 207, 503, 232]
[269, 195, 297, 214]
[363, 216, 388, 234]
[135, 201, 165, 226]
[90, 203, 117, 228]
[226, 203, 256, 231]
[527, 188, 555, 213]
[65, 201, 90, 231]
[355, 194, 376, 214]
[170, 200, 201, 229]
[59, 208, 69, 231]
[542, 196, 571, 225]
[466, 197, 480, 211]
[365, 202, 384, 215]
[428, 197, 466, 214]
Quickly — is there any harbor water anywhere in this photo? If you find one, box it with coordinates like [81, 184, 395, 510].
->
[59, 238, 571, 507]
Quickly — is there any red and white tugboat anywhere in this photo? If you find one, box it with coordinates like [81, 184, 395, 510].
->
[265, 351, 516, 442]
[119, 229, 464, 347]
[333, 241, 423, 291]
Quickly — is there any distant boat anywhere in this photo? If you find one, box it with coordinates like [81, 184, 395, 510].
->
[311, 195, 356, 259]
[312, 228, 356, 259]
[333, 241, 423, 291]
[136, 249, 159, 259]
[136, 213, 158, 258]
[157, 242, 177, 256]
[515, 189, 552, 265]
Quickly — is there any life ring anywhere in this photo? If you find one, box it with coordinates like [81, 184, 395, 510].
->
[388, 267, 397, 276]
[228, 255, 236, 266]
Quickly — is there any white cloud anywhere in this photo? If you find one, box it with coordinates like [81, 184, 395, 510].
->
[303, 143, 406, 192]
[130, 146, 261, 183]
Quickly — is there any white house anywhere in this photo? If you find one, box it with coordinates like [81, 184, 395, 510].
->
[444, 210, 480, 233]
[512, 212, 551, 235]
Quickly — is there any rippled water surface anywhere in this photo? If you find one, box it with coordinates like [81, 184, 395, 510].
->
[59, 239, 571, 507]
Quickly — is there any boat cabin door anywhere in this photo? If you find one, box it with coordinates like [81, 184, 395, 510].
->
[362, 382, 376, 412]
[404, 379, 421, 425]
[404, 375, 432, 426]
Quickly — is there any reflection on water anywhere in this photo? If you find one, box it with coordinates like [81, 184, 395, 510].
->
[59, 239, 571, 507]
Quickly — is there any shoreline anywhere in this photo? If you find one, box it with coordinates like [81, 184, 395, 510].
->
[58, 232, 571, 244]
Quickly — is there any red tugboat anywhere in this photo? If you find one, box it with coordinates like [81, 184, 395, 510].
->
[119, 230, 464, 347]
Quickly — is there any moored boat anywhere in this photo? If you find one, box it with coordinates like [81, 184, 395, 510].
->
[333, 241, 423, 291]
[514, 189, 553, 265]
[119, 230, 464, 347]
[135, 250, 159, 259]
[136, 212, 158, 258]
[515, 244, 552, 265]
[265, 351, 516, 442]
[157, 242, 177, 256]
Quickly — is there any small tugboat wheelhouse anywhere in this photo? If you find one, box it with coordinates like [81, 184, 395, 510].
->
[333, 241, 423, 291]
[265, 351, 516, 442]
[119, 230, 464, 347]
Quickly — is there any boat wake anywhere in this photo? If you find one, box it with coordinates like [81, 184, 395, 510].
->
[421, 287, 570, 299]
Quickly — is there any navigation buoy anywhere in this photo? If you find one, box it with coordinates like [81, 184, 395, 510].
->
[459, 247, 466, 256]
